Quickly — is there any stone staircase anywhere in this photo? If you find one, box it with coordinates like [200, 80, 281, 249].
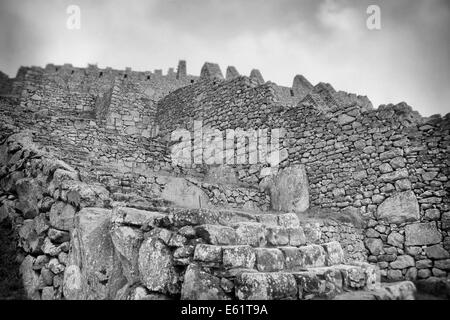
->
[102, 204, 386, 300]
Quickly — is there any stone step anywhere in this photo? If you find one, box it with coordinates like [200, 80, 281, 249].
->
[193, 222, 311, 248]
[232, 263, 378, 300]
[333, 281, 416, 300]
[193, 242, 345, 271]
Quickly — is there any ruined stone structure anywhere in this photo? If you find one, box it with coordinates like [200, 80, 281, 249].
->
[0, 60, 449, 300]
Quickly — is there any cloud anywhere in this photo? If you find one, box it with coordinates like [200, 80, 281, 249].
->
[0, 0, 448, 116]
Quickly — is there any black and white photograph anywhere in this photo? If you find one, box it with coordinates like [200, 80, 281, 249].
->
[0, 0, 449, 311]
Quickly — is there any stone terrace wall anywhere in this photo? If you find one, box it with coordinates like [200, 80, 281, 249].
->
[282, 102, 450, 281]
[0, 71, 12, 95]
[0, 99, 270, 212]
[2, 61, 449, 285]
[0, 133, 369, 300]
[0, 133, 111, 300]
[155, 73, 450, 282]
[15, 63, 199, 137]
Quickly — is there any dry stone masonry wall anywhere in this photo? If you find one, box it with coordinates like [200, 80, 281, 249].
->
[1, 59, 448, 299]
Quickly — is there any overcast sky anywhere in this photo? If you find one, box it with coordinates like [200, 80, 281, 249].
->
[0, 0, 449, 116]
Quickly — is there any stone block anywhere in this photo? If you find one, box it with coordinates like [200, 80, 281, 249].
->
[193, 244, 222, 263]
[181, 264, 229, 300]
[255, 248, 285, 272]
[375, 191, 419, 224]
[322, 241, 345, 266]
[235, 272, 297, 300]
[405, 222, 441, 246]
[222, 245, 255, 269]
[195, 224, 238, 245]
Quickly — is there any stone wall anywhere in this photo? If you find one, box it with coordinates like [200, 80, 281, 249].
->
[0, 133, 111, 299]
[1, 60, 449, 285]
[0, 71, 11, 95]
[0, 133, 371, 300]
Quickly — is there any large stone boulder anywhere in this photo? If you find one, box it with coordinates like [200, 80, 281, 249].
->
[138, 238, 176, 293]
[112, 206, 166, 227]
[405, 222, 442, 246]
[63, 265, 83, 300]
[111, 226, 143, 283]
[15, 178, 43, 219]
[19, 255, 41, 300]
[375, 191, 419, 224]
[161, 177, 210, 209]
[261, 165, 309, 213]
[49, 201, 76, 231]
[180, 264, 230, 300]
[66, 207, 118, 299]
[255, 248, 285, 272]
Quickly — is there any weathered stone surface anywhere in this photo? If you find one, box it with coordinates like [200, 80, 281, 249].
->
[181, 264, 229, 300]
[375, 191, 419, 224]
[39, 267, 54, 287]
[390, 255, 415, 269]
[262, 165, 309, 213]
[338, 114, 355, 125]
[15, 178, 42, 219]
[405, 222, 441, 246]
[425, 244, 450, 260]
[72, 207, 116, 299]
[195, 224, 238, 245]
[278, 213, 300, 228]
[42, 237, 61, 256]
[255, 248, 285, 272]
[379, 169, 409, 183]
[387, 232, 404, 248]
[41, 286, 55, 300]
[298, 244, 326, 268]
[234, 222, 266, 246]
[58, 180, 110, 208]
[338, 264, 371, 289]
[48, 228, 70, 244]
[294, 267, 343, 299]
[442, 212, 450, 231]
[365, 238, 383, 255]
[281, 247, 303, 270]
[335, 281, 415, 300]
[18, 219, 42, 254]
[266, 226, 289, 246]
[288, 227, 306, 246]
[161, 177, 210, 209]
[33, 255, 49, 270]
[249, 69, 264, 84]
[112, 206, 166, 227]
[200, 62, 224, 80]
[49, 201, 76, 231]
[434, 259, 450, 271]
[111, 226, 143, 283]
[193, 244, 222, 263]
[222, 245, 255, 269]
[415, 277, 450, 299]
[382, 281, 416, 300]
[322, 241, 344, 266]
[302, 223, 322, 243]
[19, 255, 40, 300]
[138, 238, 176, 293]
[48, 258, 65, 274]
[416, 259, 432, 269]
[63, 265, 83, 300]
[236, 272, 297, 300]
